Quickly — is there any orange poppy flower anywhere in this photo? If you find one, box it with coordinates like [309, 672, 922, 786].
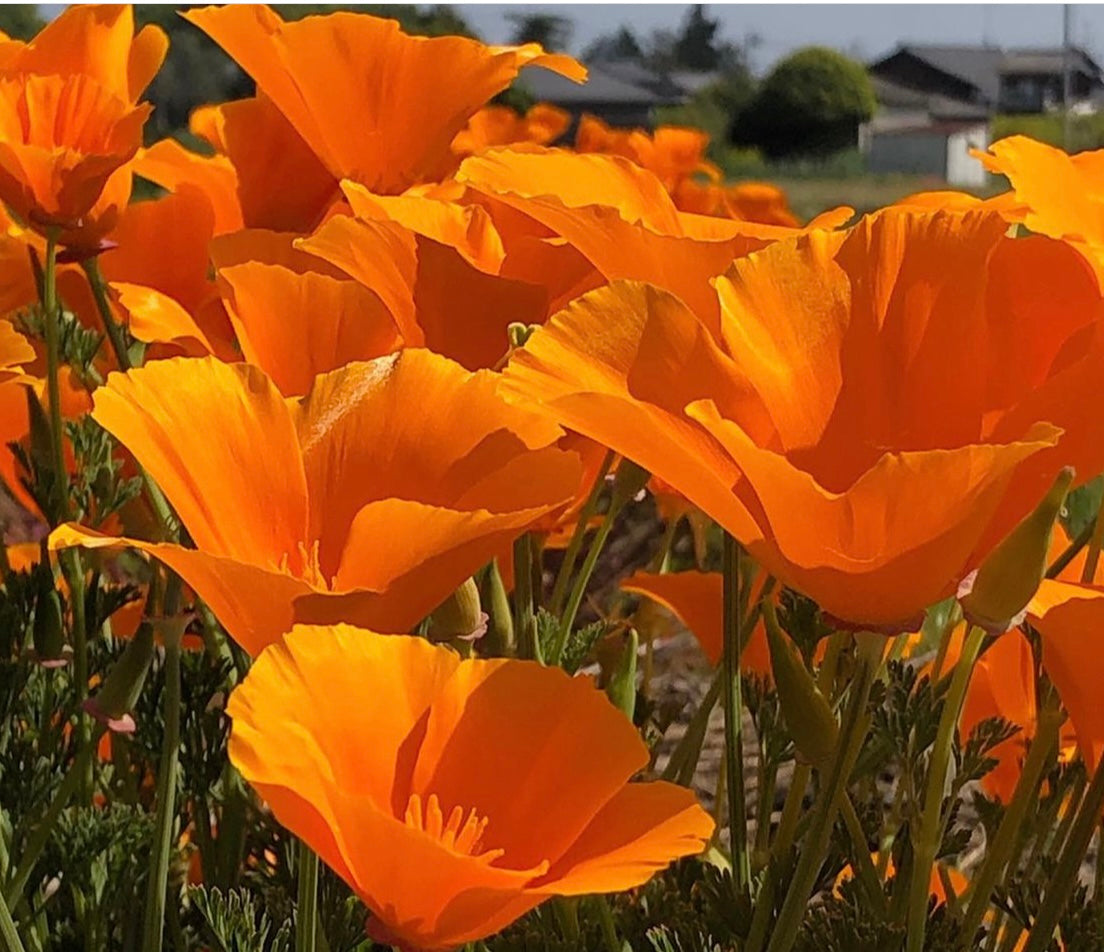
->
[452, 103, 571, 159]
[133, 139, 243, 235]
[50, 351, 581, 655]
[229, 624, 714, 950]
[721, 182, 801, 228]
[189, 94, 340, 233]
[457, 147, 845, 326]
[0, 5, 165, 253]
[972, 135, 1104, 278]
[1029, 577, 1104, 771]
[182, 4, 585, 194]
[502, 207, 1104, 631]
[211, 229, 405, 396]
[620, 569, 771, 675]
[301, 188, 556, 370]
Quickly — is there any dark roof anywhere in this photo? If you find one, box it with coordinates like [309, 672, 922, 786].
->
[600, 61, 687, 102]
[893, 44, 1006, 103]
[870, 76, 990, 121]
[1001, 46, 1102, 78]
[519, 64, 664, 106]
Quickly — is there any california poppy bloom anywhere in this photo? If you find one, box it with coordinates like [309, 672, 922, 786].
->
[0, 5, 165, 254]
[211, 228, 405, 396]
[458, 147, 848, 325]
[229, 624, 713, 950]
[51, 350, 581, 655]
[503, 208, 1104, 631]
[452, 103, 570, 159]
[183, 4, 585, 194]
[975, 135, 1104, 276]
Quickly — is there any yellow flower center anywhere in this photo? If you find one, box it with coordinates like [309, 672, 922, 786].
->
[403, 793, 503, 863]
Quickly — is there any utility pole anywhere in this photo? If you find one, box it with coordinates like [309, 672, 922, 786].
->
[1063, 4, 1073, 150]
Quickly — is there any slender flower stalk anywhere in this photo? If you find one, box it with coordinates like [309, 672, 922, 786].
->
[512, 533, 538, 662]
[958, 688, 1062, 946]
[1021, 756, 1104, 952]
[766, 632, 882, 952]
[82, 259, 133, 372]
[548, 449, 614, 614]
[141, 576, 184, 952]
[296, 840, 319, 952]
[906, 624, 987, 952]
[722, 533, 750, 895]
[0, 888, 25, 952]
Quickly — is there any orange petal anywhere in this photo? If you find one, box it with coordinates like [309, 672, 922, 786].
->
[184, 5, 583, 192]
[410, 660, 649, 870]
[531, 781, 713, 895]
[90, 357, 310, 568]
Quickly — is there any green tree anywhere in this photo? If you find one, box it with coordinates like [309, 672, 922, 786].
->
[733, 46, 876, 158]
[506, 13, 573, 52]
[0, 4, 44, 40]
[583, 26, 644, 63]
[673, 5, 720, 71]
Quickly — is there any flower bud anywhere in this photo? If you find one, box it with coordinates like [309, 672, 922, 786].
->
[84, 622, 154, 733]
[764, 602, 838, 772]
[959, 466, 1074, 633]
[605, 627, 638, 721]
[32, 582, 69, 669]
[427, 578, 487, 643]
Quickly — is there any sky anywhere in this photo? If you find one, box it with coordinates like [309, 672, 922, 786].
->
[462, 4, 1101, 73]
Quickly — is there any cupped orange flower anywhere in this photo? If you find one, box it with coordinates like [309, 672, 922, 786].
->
[502, 207, 1104, 631]
[0, 5, 165, 252]
[50, 350, 582, 655]
[452, 103, 570, 159]
[210, 229, 404, 396]
[457, 147, 844, 326]
[183, 4, 584, 194]
[229, 624, 713, 950]
[974, 135, 1104, 274]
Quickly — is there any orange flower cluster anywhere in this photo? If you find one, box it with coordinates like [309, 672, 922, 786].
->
[2, 3, 1104, 948]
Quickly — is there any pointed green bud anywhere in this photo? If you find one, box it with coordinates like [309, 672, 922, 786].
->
[959, 466, 1074, 633]
[32, 581, 69, 668]
[427, 578, 487, 643]
[481, 559, 514, 657]
[85, 622, 154, 733]
[605, 627, 638, 721]
[764, 602, 838, 772]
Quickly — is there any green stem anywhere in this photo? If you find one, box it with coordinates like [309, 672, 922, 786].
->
[1082, 499, 1104, 583]
[5, 733, 100, 906]
[82, 259, 131, 371]
[0, 886, 25, 952]
[722, 533, 750, 895]
[662, 669, 723, 786]
[594, 896, 621, 952]
[296, 840, 319, 952]
[512, 534, 539, 662]
[840, 793, 887, 914]
[765, 633, 882, 952]
[548, 450, 613, 615]
[551, 493, 626, 665]
[906, 624, 986, 952]
[1021, 755, 1104, 952]
[141, 616, 182, 952]
[1046, 517, 1095, 579]
[958, 690, 1061, 948]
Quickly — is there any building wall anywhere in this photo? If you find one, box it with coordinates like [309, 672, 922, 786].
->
[868, 130, 947, 177]
[946, 125, 990, 186]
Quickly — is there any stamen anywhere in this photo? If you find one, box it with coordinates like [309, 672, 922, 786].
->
[402, 793, 501, 862]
